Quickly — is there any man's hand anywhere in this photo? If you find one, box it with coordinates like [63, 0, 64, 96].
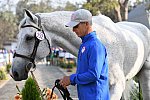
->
[59, 76, 70, 88]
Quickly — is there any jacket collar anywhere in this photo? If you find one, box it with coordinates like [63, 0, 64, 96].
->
[80, 31, 96, 43]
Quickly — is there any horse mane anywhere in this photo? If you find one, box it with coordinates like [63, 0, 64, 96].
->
[38, 11, 80, 44]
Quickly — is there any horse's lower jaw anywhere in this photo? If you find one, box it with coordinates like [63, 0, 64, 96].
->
[9, 72, 28, 81]
[13, 75, 28, 81]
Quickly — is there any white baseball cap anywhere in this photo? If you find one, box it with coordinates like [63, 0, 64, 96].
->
[65, 9, 92, 27]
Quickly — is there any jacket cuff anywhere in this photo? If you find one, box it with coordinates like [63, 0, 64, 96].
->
[70, 74, 76, 85]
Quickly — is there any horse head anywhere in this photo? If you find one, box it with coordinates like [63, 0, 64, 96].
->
[10, 9, 51, 81]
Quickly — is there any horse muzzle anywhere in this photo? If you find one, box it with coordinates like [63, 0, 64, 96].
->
[10, 61, 36, 81]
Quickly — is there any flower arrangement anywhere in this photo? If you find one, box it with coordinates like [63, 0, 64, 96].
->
[14, 74, 58, 100]
[14, 87, 58, 100]
[44, 88, 58, 100]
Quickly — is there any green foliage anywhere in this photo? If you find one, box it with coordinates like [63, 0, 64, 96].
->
[59, 61, 67, 68]
[6, 64, 11, 73]
[146, 4, 150, 10]
[130, 77, 143, 100]
[82, 0, 132, 22]
[0, 68, 7, 80]
[67, 62, 76, 69]
[130, 84, 143, 100]
[59, 59, 76, 69]
[53, 1, 78, 11]
[64, 1, 78, 11]
[15, 0, 28, 22]
[82, 0, 118, 16]
[22, 77, 41, 100]
[27, 1, 53, 13]
[16, 0, 53, 22]
[0, 11, 17, 48]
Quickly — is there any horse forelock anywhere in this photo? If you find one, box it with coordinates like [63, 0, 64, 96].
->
[18, 18, 30, 40]
[19, 18, 26, 30]
[19, 14, 39, 30]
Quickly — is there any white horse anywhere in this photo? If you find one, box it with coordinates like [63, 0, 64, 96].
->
[10, 9, 150, 100]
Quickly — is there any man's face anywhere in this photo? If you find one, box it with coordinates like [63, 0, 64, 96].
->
[72, 22, 88, 37]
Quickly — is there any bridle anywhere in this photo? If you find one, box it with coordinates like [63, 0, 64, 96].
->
[13, 15, 51, 71]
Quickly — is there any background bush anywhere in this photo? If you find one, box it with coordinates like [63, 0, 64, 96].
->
[59, 59, 76, 69]
[0, 68, 7, 80]
[67, 63, 74, 69]
[6, 64, 11, 73]
[59, 61, 67, 68]
[130, 77, 143, 100]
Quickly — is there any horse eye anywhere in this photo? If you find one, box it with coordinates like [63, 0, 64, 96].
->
[26, 36, 33, 41]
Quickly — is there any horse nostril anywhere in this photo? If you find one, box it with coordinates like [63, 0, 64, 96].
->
[26, 62, 35, 72]
[13, 71, 19, 78]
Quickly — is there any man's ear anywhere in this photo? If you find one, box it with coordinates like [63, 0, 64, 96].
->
[85, 22, 90, 26]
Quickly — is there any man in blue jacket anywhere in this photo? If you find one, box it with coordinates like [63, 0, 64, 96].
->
[60, 9, 110, 100]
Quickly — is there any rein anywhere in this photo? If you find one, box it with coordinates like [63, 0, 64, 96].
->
[50, 79, 73, 100]
[13, 14, 51, 71]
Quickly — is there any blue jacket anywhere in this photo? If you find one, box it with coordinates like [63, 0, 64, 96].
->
[70, 31, 110, 100]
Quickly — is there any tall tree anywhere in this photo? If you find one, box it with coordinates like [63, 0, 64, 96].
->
[27, 0, 53, 13]
[82, 0, 130, 22]
[115, 0, 129, 21]
[0, 0, 17, 48]
[16, 0, 53, 23]
[16, 0, 29, 23]
[82, 0, 118, 20]
[0, 11, 17, 48]
[64, 1, 78, 11]
[54, 1, 78, 11]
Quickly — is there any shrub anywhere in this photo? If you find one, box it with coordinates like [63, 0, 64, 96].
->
[67, 63, 74, 69]
[0, 68, 7, 80]
[6, 64, 11, 73]
[59, 61, 67, 68]
[130, 77, 143, 100]
[21, 76, 41, 100]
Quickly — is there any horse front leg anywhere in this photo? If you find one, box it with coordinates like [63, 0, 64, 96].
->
[109, 63, 126, 100]
[138, 60, 150, 100]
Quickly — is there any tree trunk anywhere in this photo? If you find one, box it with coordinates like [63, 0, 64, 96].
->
[120, 0, 129, 21]
[87, 0, 90, 3]
[121, 6, 128, 21]
[114, 6, 122, 22]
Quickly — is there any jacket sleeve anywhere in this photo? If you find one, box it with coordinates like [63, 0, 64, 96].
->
[70, 43, 106, 85]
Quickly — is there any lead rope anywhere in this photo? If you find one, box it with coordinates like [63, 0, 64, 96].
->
[30, 71, 44, 100]
[50, 79, 73, 100]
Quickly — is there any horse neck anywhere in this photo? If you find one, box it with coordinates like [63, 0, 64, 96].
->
[51, 32, 80, 56]
[40, 12, 81, 56]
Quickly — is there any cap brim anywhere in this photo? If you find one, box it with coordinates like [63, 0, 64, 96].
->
[65, 21, 79, 27]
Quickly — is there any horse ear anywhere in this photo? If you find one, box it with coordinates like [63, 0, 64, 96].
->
[24, 9, 38, 24]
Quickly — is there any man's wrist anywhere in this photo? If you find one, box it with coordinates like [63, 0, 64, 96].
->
[70, 74, 76, 85]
